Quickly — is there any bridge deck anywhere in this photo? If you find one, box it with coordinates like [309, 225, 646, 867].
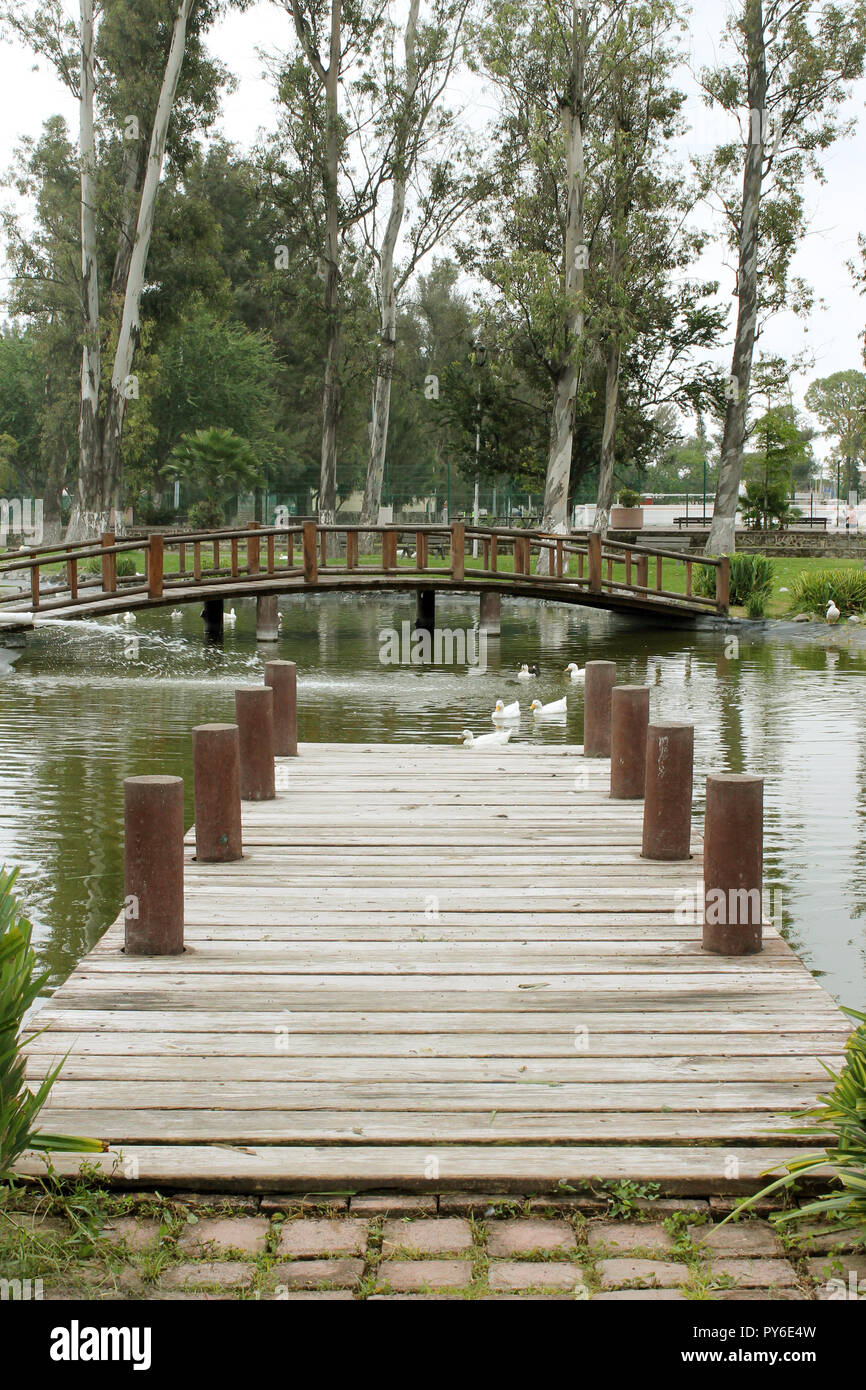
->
[21, 743, 848, 1194]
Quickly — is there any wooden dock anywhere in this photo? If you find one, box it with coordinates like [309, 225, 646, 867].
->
[20, 743, 849, 1194]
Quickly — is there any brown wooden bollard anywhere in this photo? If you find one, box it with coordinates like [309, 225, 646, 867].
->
[235, 686, 276, 800]
[610, 685, 650, 799]
[124, 775, 184, 955]
[192, 724, 243, 862]
[583, 660, 617, 758]
[703, 774, 763, 956]
[642, 723, 694, 860]
[264, 659, 298, 757]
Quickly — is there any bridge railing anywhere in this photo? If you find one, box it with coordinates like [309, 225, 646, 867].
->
[0, 522, 729, 614]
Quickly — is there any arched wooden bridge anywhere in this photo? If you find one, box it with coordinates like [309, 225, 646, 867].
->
[0, 522, 729, 624]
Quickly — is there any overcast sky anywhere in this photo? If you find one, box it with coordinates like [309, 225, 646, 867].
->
[1, 0, 864, 462]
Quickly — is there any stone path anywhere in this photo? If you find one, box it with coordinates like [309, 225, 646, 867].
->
[4, 1193, 863, 1302]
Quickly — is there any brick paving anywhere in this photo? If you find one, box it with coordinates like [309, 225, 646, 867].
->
[2, 1192, 858, 1301]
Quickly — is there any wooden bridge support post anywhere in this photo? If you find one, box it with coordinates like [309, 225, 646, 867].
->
[148, 534, 164, 599]
[635, 555, 649, 592]
[264, 659, 298, 757]
[256, 594, 279, 642]
[703, 774, 763, 955]
[303, 522, 319, 584]
[583, 660, 617, 758]
[201, 598, 224, 643]
[716, 556, 731, 613]
[192, 724, 243, 862]
[450, 523, 465, 581]
[123, 775, 184, 955]
[642, 724, 694, 861]
[235, 686, 276, 800]
[415, 588, 436, 634]
[479, 590, 501, 635]
[610, 686, 650, 799]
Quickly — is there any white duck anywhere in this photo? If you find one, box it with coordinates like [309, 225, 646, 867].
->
[170, 609, 183, 622]
[225, 606, 237, 626]
[565, 663, 585, 684]
[826, 599, 841, 625]
[460, 727, 514, 749]
[492, 698, 521, 723]
[530, 696, 567, 719]
[517, 663, 539, 681]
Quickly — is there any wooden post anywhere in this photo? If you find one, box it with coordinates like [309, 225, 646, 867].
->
[609, 686, 650, 799]
[192, 724, 243, 863]
[588, 532, 602, 593]
[635, 555, 648, 592]
[642, 724, 694, 861]
[148, 534, 164, 599]
[67, 556, 78, 601]
[703, 774, 763, 956]
[490, 535, 498, 572]
[235, 687, 276, 800]
[716, 556, 730, 613]
[346, 530, 358, 569]
[256, 594, 279, 642]
[416, 532, 427, 569]
[450, 523, 465, 581]
[124, 775, 184, 955]
[212, 538, 220, 570]
[231, 537, 239, 578]
[382, 529, 397, 570]
[555, 539, 564, 578]
[101, 531, 116, 593]
[30, 565, 40, 608]
[303, 522, 318, 584]
[266, 532, 275, 574]
[193, 542, 202, 582]
[264, 659, 298, 757]
[248, 521, 260, 575]
[583, 660, 617, 758]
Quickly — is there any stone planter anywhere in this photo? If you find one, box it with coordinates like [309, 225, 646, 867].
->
[610, 506, 644, 529]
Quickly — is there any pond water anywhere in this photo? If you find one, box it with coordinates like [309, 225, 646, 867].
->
[2, 592, 864, 1006]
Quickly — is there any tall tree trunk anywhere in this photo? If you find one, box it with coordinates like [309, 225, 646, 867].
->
[540, 4, 585, 567]
[70, 0, 103, 541]
[706, 0, 766, 556]
[68, 0, 194, 541]
[41, 353, 66, 545]
[594, 336, 622, 533]
[318, 0, 343, 527]
[359, 0, 420, 538]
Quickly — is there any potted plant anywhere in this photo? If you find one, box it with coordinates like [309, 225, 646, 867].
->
[610, 487, 644, 529]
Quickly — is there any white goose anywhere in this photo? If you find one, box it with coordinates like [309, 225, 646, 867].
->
[517, 663, 539, 681]
[530, 696, 567, 719]
[170, 609, 183, 622]
[826, 599, 841, 625]
[460, 727, 514, 749]
[565, 662, 585, 683]
[225, 606, 237, 626]
[492, 698, 521, 723]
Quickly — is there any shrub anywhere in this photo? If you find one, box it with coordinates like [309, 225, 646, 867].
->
[0, 866, 104, 1176]
[789, 567, 866, 616]
[695, 553, 775, 607]
[728, 1007, 866, 1243]
[746, 590, 768, 619]
[187, 498, 225, 530]
[116, 556, 137, 578]
[617, 487, 641, 509]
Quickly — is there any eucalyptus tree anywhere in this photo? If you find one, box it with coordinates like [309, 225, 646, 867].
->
[356, 0, 480, 534]
[698, 0, 866, 556]
[274, 0, 387, 523]
[1, 0, 229, 538]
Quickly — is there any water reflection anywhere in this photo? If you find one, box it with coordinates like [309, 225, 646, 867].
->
[1, 593, 864, 1003]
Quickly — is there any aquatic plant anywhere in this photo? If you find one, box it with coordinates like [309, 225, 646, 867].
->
[789, 567, 866, 616]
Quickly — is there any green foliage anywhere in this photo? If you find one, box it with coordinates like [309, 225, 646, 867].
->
[164, 426, 262, 507]
[696, 553, 775, 608]
[187, 498, 225, 530]
[616, 488, 641, 508]
[115, 556, 137, 578]
[746, 590, 768, 619]
[740, 479, 794, 530]
[790, 567, 866, 616]
[729, 1009, 866, 1242]
[0, 867, 104, 1176]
